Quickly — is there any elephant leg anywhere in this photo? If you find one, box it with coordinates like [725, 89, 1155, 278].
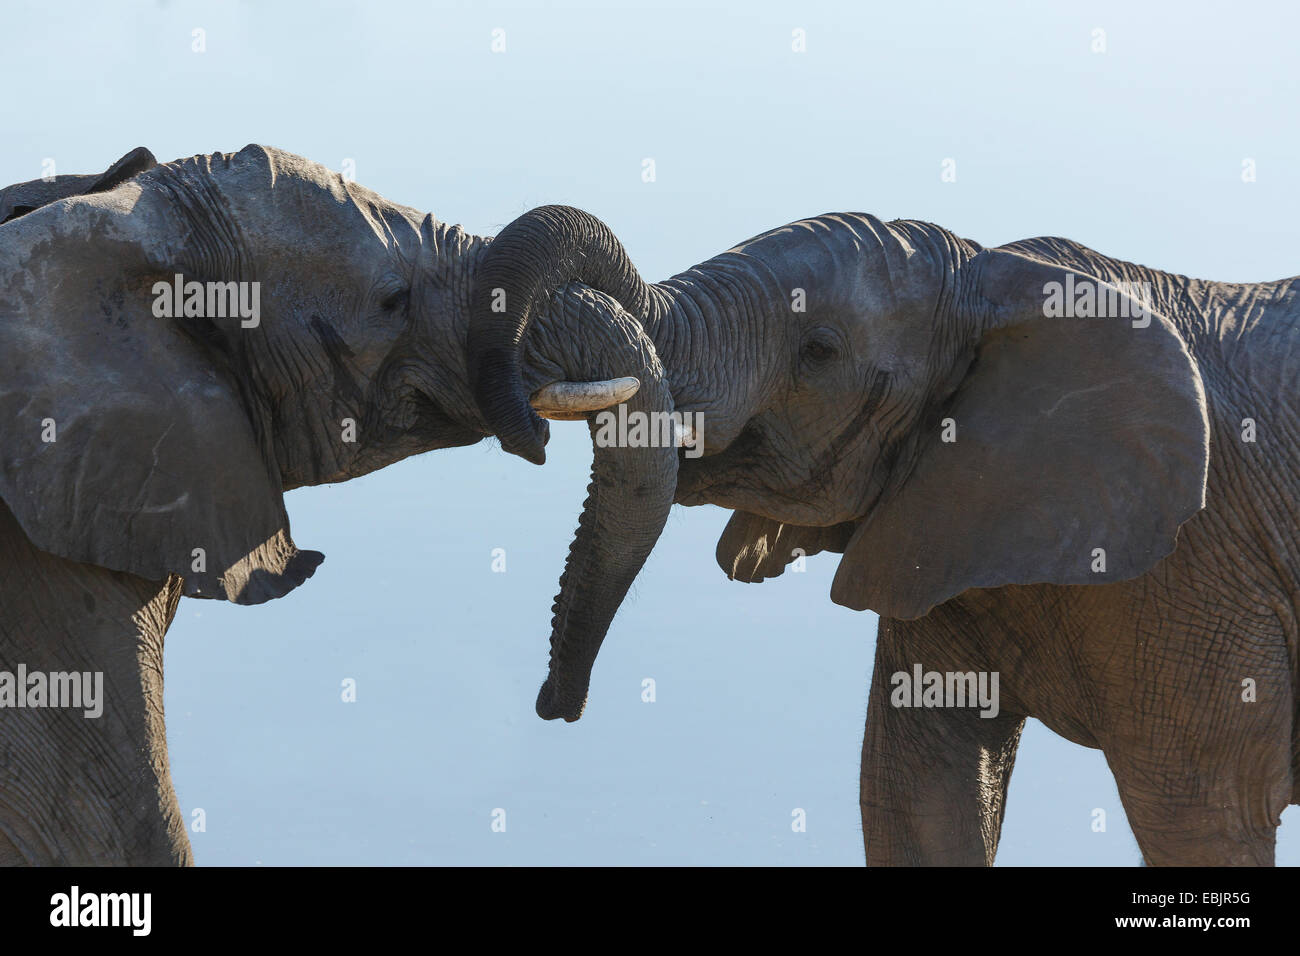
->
[860, 625, 1026, 865]
[1108, 751, 1288, 866]
[1101, 646, 1292, 867]
[0, 501, 191, 865]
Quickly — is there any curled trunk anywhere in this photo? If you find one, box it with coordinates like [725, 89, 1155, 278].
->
[466, 205, 651, 465]
[466, 206, 674, 720]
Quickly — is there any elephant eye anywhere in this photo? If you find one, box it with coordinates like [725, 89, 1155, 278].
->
[379, 288, 410, 313]
[800, 330, 840, 367]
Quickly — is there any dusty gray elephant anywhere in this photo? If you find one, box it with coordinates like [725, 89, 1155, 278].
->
[470, 205, 1299, 866]
[0, 147, 656, 864]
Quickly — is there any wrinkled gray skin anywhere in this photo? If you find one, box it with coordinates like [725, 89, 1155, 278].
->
[474, 207, 1300, 866]
[0, 148, 659, 864]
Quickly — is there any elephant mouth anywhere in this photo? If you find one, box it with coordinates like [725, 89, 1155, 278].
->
[675, 422, 867, 525]
[674, 422, 763, 505]
[352, 384, 482, 479]
[406, 387, 483, 449]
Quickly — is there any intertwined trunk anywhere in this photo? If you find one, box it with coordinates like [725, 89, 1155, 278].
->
[467, 207, 678, 719]
[535, 359, 677, 719]
[467, 206, 652, 465]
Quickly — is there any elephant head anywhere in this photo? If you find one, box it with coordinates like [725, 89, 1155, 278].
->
[0, 147, 640, 607]
[468, 208, 1211, 718]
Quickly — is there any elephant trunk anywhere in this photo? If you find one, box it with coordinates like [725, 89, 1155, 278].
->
[537, 368, 678, 720]
[466, 205, 652, 465]
[466, 205, 677, 721]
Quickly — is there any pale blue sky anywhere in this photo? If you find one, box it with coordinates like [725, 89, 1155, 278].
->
[3, 0, 1297, 864]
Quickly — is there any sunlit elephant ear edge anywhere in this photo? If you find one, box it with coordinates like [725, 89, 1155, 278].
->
[830, 249, 1210, 619]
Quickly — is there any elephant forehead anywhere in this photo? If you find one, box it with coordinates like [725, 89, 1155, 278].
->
[180, 145, 421, 255]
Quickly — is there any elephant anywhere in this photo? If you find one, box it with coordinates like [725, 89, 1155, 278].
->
[469, 205, 1300, 866]
[0, 147, 653, 864]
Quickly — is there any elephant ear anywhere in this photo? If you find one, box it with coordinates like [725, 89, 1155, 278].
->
[0, 175, 321, 604]
[0, 147, 156, 223]
[716, 511, 856, 582]
[830, 248, 1210, 619]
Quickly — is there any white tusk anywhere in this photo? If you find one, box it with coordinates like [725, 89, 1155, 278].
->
[530, 377, 641, 421]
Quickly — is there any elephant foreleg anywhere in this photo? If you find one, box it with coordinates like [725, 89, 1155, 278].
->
[860, 626, 1026, 865]
[0, 501, 191, 865]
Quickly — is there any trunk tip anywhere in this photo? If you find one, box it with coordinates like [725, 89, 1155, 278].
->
[499, 418, 550, 465]
[536, 677, 587, 722]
